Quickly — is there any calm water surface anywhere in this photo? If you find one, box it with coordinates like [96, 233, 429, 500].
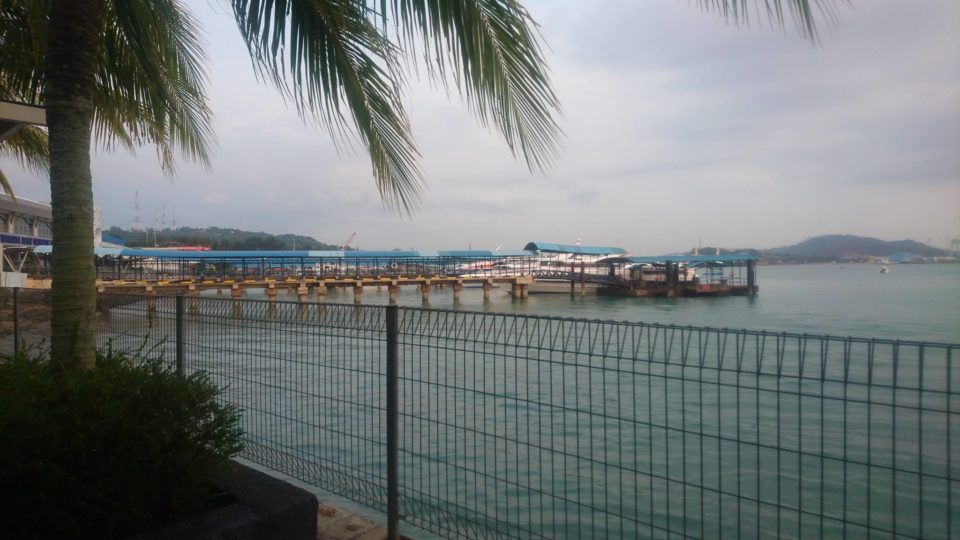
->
[316, 263, 959, 343]
[93, 263, 960, 538]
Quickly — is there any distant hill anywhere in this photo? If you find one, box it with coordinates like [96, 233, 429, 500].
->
[767, 235, 948, 260]
[105, 226, 342, 251]
[691, 235, 950, 263]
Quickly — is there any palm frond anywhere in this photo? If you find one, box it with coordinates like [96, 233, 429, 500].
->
[0, 125, 48, 174]
[0, 0, 214, 176]
[0, 124, 47, 198]
[0, 167, 10, 196]
[0, 0, 47, 102]
[98, 0, 215, 174]
[386, 0, 563, 172]
[232, 0, 423, 211]
[693, 0, 847, 42]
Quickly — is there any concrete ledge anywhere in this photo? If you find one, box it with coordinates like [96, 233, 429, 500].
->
[130, 461, 318, 540]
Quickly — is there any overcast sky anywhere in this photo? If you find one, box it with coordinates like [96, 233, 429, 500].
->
[3, 0, 959, 253]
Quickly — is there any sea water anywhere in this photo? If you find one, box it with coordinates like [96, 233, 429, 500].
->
[96, 263, 960, 538]
[317, 263, 960, 343]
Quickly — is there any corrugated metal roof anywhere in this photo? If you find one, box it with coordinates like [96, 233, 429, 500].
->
[34, 247, 539, 260]
[612, 253, 759, 264]
[523, 242, 627, 255]
[35, 245, 121, 256]
[309, 250, 419, 258]
[117, 249, 314, 259]
[438, 250, 536, 258]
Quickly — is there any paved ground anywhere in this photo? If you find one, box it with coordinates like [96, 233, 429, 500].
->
[317, 502, 391, 540]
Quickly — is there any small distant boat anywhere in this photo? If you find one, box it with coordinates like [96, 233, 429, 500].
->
[880, 266, 889, 274]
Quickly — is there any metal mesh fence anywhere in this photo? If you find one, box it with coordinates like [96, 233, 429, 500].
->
[12, 292, 953, 539]
[0, 287, 51, 357]
[95, 295, 392, 514]
[394, 308, 958, 539]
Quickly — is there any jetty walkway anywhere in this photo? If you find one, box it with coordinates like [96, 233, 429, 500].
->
[14, 244, 760, 302]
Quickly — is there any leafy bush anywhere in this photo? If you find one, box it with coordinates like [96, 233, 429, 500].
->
[0, 349, 244, 538]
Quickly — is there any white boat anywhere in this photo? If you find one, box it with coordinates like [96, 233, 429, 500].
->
[880, 266, 889, 274]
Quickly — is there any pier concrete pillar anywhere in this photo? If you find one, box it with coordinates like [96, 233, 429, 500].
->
[297, 283, 309, 303]
[188, 285, 199, 312]
[266, 284, 277, 302]
[145, 286, 157, 312]
[231, 285, 243, 317]
[483, 281, 493, 301]
[520, 284, 529, 299]
[96, 287, 110, 317]
[216, 287, 223, 295]
[421, 281, 431, 303]
[453, 281, 463, 303]
[354, 282, 363, 304]
[665, 262, 676, 298]
[580, 262, 586, 296]
[511, 282, 520, 299]
[388, 282, 399, 305]
[315, 284, 327, 302]
[747, 260, 757, 296]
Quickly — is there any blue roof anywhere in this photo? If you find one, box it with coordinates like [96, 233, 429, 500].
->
[606, 253, 759, 264]
[34, 246, 538, 260]
[115, 249, 314, 259]
[523, 242, 627, 255]
[438, 250, 535, 258]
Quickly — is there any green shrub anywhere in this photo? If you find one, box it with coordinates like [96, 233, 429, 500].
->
[0, 349, 244, 539]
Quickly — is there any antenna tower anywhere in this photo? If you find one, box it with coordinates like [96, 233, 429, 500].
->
[132, 191, 142, 231]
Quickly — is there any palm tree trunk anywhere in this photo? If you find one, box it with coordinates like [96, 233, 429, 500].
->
[43, 0, 103, 370]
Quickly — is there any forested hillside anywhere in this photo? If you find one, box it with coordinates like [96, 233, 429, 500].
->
[104, 226, 342, 251]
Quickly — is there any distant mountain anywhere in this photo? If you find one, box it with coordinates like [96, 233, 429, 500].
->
[767, 235, 948, 260]
[104, 226, 342, 251]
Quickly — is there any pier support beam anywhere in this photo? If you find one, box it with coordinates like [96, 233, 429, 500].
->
[580, 261, 586, 296]
[421, 281, 431, 303]
[145, 286, 157, 312]
[665, 262, 676, 298]
[188, 285, 199, 312]
[266, 283, 278, 302]
[315, 284, 327, 302]
[511, 282, 520, 299]
[297, 283, 308, 303]
[354, 282, 363, 304]
[231, 285, 243, 317]
[96, 287, 111, 318]
[388, 282, 399, 305]
[453, 281, 463, 303]
[747, 260, 756, 297]
[483, 281, 493, 302]
[520, 284, 529, 299]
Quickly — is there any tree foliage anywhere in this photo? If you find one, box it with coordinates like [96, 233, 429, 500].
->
[105, 225, 343, 251]
[0, 0, 840, 368]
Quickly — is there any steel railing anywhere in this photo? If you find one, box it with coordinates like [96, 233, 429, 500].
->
[3, 291, 956, 539]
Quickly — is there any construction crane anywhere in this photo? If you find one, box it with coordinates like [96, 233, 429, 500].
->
[341, 232, 357, 251]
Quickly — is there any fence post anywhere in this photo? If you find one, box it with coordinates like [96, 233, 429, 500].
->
[13, 287, 20, 358]
[175, 295, 185, 376]
[385, 304, 399, 540]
